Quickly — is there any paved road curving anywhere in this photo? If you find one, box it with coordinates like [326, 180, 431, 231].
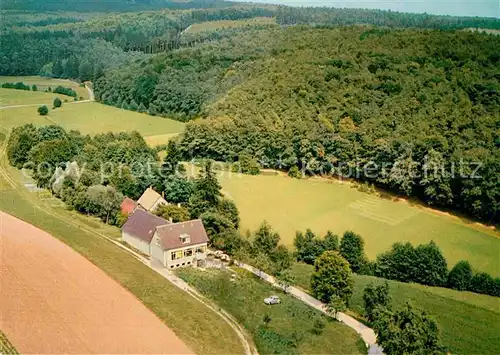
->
[237, 262, 384, 355]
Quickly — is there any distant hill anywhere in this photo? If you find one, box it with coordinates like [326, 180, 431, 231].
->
[0, 0, 229, 12]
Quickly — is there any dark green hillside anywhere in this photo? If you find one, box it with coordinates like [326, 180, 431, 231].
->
[167, 27, 497, 223]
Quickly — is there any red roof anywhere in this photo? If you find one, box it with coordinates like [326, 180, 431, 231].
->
[121, 197, 138, 215]
[156, 220, 209, 250]
[121, 209, 168, 243]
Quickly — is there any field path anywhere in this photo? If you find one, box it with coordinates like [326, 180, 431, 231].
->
[237, 262, 384, 355]
[0, 211, 192, 354]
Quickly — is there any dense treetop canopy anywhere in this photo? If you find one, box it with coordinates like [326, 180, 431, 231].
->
[1, 4, 499, 223]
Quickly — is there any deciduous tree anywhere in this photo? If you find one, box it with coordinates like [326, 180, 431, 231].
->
[311, 251, 353, 304]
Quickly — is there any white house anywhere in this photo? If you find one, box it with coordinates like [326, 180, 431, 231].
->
[150, 220, 209, 269]
[121, 209, 169, 255]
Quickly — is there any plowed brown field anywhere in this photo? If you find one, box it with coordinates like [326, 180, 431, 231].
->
[0, 211, 192, 354]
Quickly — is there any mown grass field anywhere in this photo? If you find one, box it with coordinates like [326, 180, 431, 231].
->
[0, 101, 185, 137]
[290, 262, 500, 355]
[0, 154, 244, 354]
[216, 172, 499, 276]
[184, 17, 276, 34]
[0, 76, 89, 100]
[0, 330, 19, 355]
[177, 267, 366, 354]
[0, 88, 72, 107]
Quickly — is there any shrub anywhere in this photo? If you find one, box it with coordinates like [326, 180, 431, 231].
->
[363, 282, 391, 323]
[53, 86, 76, 97]
[448, 260, 473, 291]
[37, 105, 49, 116]
[373, 303, 444, 355]
[312, 318, 325, 335]
[288, 166, 302, 179]
[53, 97, 62, 108]
[469, 272, 495, 296]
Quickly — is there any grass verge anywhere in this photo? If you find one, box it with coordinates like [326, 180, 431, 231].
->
[290, 262, 500, 355]
[0, 331, 19, 355]
[177, 267, 367, 355]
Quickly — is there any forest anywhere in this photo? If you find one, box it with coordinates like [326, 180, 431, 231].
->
[2, 3, 499, 224]
[94, 25, 499, 223]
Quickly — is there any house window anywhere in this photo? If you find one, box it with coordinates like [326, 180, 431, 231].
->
[185, 248, 193, 257]
[171, 250, 183, 260]
[180, 233, 191, 244]
[196, 246, 206, 254]
[155, 237, 161, 246]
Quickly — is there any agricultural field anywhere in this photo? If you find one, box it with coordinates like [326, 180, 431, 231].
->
[0, 76, 89, 100]
[0, 101, 185, 138]
[177, 267, 366, 355]
[183, 17, 276, 34]
[216, 172, 500, 276]
[290, 263, 500, 355]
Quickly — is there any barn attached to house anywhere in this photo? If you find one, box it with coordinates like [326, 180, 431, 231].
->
[121, 209, 168, 255]
[150, 220, 209, 269]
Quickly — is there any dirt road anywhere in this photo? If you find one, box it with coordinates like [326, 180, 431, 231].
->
[0, 211, 192, 354]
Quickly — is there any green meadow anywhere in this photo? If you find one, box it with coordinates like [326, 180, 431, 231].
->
[0, 75, 89, 100]
[0, 88, 68, 107]
[177, 267, 366, 354]
[216, 172, 499, 276]
[0, 101, 185, 138]
[290, 263, 500, 355]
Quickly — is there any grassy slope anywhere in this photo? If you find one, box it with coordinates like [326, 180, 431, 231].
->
[0, 162, 244, 354]
[0, 88, 70, 106]
[177, 267, 366, 355]
[217, 172, 499, 276]
[290, 263, 500, 355]
[0, 101, 185, 137]
[0, 76, 89, 99]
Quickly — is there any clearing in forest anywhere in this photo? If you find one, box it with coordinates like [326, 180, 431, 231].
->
[217, 172, 500, 276]
[0, 76, 89, 100]
[0, 101, 185, 137]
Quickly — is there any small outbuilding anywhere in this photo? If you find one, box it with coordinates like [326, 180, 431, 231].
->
[137, 187, 168, 212]
[120, 197, 138, 216]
